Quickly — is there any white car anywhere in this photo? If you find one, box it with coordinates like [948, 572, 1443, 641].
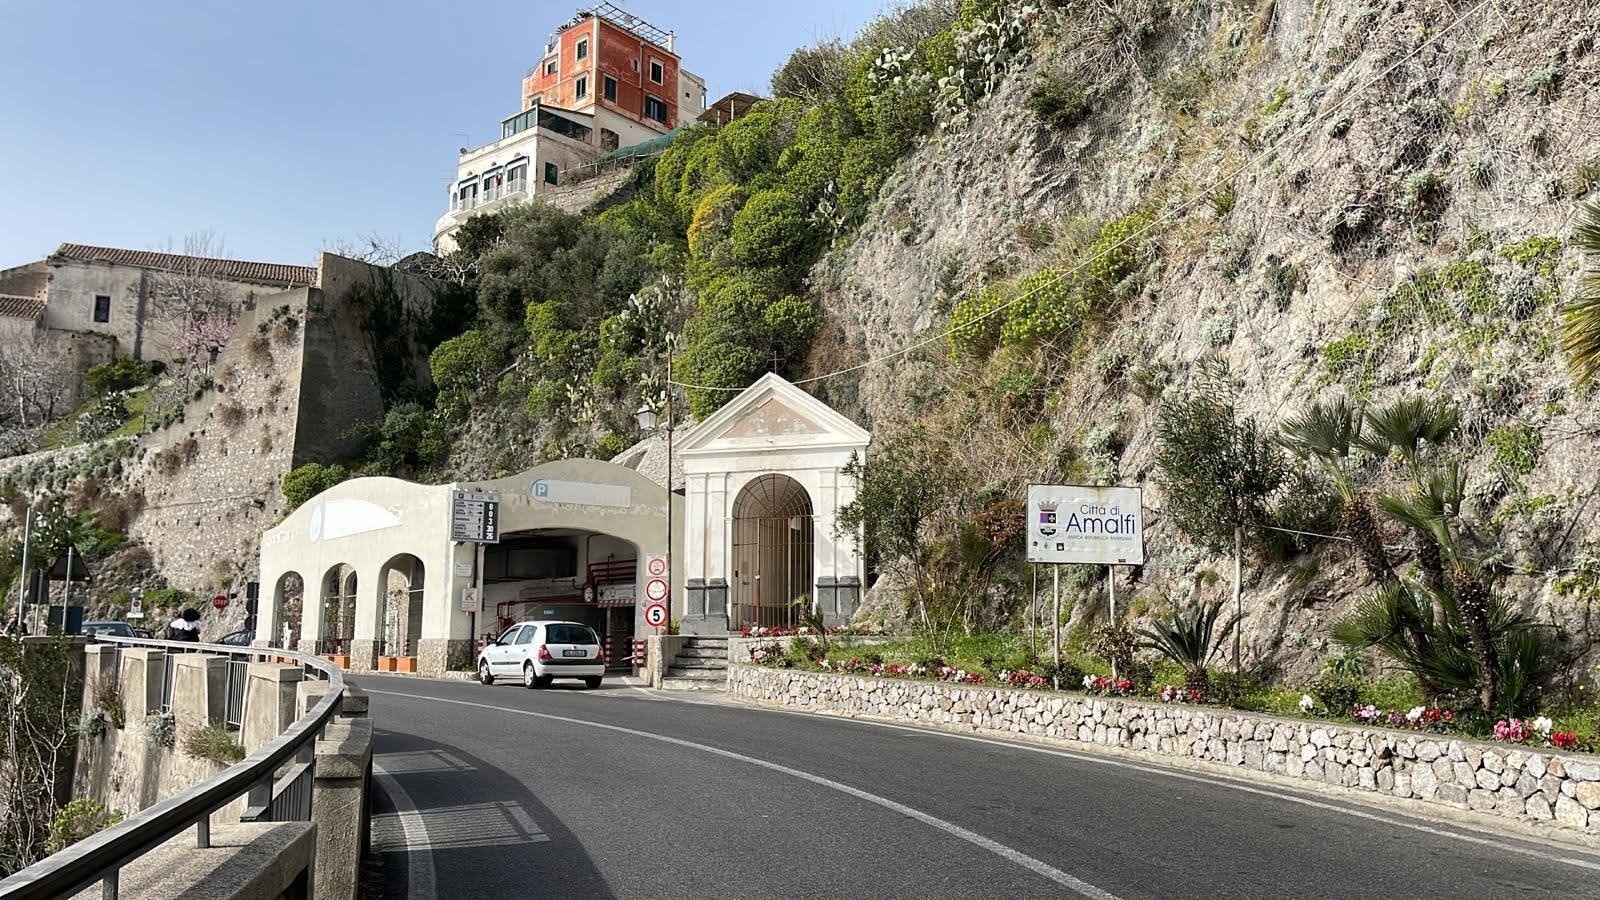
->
[478, 620, 605, 689]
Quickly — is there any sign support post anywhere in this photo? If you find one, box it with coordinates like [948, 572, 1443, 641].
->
[1107, 567, 1117, 682]
[1051, 564, 1060, 675]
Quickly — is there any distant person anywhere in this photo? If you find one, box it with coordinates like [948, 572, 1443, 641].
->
[167, 608, 201, 642]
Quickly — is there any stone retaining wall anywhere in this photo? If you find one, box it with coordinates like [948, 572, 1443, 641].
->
[729, 664, 1600, 836]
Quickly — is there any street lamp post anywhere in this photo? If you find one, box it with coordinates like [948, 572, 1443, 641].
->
[636, 346, 675, 635]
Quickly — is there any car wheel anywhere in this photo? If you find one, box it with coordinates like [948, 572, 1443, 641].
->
[478, 660, 494, 685]
[523, 662, 538, 689]
[584, 676, 602, 690]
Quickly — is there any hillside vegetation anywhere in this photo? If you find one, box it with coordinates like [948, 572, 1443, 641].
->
[285, 0, 1600, 725]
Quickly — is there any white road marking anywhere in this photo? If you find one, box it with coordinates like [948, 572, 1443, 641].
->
[368, 688, 1120, 899]
[372, 761, 437, 896]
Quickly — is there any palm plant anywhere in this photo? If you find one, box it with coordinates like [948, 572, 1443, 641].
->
[1136, 600, 1235, 694]
[1562, 199, 1600, 385]
[1332, 576, 1544, 715]
[1278, 398, 1396, 584]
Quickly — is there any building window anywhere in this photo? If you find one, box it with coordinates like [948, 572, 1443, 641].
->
[576, 37, 588, 60]
[575, 75, 587, 100]
[603, 75, 617, 102]
[544, 162, 559, 185]
[544, 58, 557, 76]
[644, 95, 668, 124]
[93, 295, 110, 323]
[649, 59, 664, 84]
[601, 128, 620, 152]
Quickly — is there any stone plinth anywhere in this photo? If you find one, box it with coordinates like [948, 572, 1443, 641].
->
[172, 653, 228, 731]
[69, 821, 315, 900]
[312, 717, 373, 900]
[240, 662, 302, 752]
[119, 647, 166, 718]
[348, 639, 378, 672]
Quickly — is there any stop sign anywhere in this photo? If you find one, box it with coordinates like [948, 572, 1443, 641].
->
[212, 593, 229, 610]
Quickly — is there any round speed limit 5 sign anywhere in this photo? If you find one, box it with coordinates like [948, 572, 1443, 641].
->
[644, 602, 668, 628]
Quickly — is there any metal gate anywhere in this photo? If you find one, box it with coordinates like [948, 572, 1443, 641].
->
[731, 474, 814, 631]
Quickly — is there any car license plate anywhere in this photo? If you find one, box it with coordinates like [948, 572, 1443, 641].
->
[562, 649, 586, 658]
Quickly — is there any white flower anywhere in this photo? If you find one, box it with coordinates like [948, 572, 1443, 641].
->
[1298, 694, 1315, 713]
[1084, 675, 1097, 689]
[1406, 706, 1425, 723]
[1533, 716, 1554, 735]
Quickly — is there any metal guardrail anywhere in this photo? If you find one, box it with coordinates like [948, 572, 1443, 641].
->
[0, 636, 347, 900]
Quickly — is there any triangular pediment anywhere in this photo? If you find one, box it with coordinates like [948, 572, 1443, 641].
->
[679, 373, 870, 454]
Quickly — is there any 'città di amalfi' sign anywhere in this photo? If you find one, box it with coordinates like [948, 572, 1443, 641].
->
[1026, 484, 1145, 565]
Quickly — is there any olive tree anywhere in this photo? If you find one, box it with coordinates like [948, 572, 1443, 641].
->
[1154, 363, 1288, 671]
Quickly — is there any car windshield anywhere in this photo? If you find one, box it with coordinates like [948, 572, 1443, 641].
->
[86, 623, 132, 636]
[545, 624, 598, 645]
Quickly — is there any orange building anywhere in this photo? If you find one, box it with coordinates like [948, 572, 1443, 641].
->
[433, 4, 708, 253]
[521, 4, 704, 151]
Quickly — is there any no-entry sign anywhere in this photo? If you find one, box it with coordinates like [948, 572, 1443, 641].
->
[643, 602, 668, 628]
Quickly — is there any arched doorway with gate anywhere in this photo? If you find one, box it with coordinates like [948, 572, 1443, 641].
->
[731, 474, 814, 630]
[377, 554, 425, 672]
[270, 571, 304, 649]
[318, 565, 357, 660]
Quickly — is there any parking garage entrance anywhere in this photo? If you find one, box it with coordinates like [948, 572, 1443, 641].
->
[484, 528, 637, 670]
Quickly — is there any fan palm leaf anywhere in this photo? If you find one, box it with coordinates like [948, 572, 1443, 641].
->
[1564, 200, 1600, 384]
[1358, 396, 1459, 468]
[1278, 397, 1362, 499]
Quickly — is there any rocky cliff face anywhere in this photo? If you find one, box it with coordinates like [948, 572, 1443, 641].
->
[809, 0, 1600, 679]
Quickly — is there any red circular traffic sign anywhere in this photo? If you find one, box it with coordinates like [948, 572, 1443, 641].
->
[643, 602, 668, 628]
[212, 594, 229, 610]
[647, 556, 667, 577]
[645, 578, 668, 602]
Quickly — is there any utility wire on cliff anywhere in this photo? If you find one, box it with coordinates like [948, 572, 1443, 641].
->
[668, 0, 1495, 393]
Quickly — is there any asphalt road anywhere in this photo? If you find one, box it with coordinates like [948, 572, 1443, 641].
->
[358, 674, 1600, 899]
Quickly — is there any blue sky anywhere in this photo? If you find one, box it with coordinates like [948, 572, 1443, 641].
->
[0, 1, 883, 267]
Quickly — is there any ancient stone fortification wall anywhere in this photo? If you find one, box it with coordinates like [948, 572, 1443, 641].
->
[729, 665, 1600, 837]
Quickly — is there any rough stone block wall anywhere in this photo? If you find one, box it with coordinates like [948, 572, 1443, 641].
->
[545, 167, 633, 215]
[729, 665, 1600, 836]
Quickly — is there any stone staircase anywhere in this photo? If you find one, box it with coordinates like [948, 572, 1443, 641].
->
[661, 636, 729, 691]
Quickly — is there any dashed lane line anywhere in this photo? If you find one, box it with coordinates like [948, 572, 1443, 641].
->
[367, 687, 1121, 899]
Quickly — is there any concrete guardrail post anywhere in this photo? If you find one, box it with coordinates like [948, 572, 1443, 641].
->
[311, 717, 373, 900]
[119, 647, 166, 718]
[240, 662, 303, 751]
[171, 653, 229, 731]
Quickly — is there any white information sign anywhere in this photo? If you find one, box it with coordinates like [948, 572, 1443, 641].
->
[460, 586, 480, 613]
[1026, 484, 1145, 565]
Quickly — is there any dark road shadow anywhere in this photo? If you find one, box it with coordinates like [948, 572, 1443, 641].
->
[369, 726, 617, 900]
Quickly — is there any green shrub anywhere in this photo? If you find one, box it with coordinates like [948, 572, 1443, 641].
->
[1027, 77, 1089, 129]
[730, 188, 813, 268]
[428, 330, 502, 415]
[594, 432, 629, 461]
[762, 295, 822, 360]
[84, 357, 153, 398]
[181, 724, 246, 764]
[46, 800, 123, 853]
[1486, 423, 1541, 476]
[281, 462, 349, 511]
[1306, 671, 1364, 715]
[677, 340, 767, 418]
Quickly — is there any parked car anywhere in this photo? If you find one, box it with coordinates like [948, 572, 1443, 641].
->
[478, 621, 604, 689]
[82, 621, 135, 638]
[132, 627, 154, 639]
[218, 629, 254, 646]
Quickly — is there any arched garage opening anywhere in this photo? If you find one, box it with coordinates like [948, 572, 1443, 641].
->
[270, 571, 305, 649]
[486, 528, 637, 670]
[318, 565, 357, 658]
[731, 474, 814, 630]
[378, 554, 425, 668]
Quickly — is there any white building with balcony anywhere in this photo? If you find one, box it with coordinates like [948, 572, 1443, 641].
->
[432, 5, 708, 254]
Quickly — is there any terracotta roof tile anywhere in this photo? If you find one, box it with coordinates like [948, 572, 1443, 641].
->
[51, 243, 316, 288]
[0, 294, 46, 319]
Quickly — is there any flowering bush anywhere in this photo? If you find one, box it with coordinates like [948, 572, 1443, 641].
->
[869, 661, 925, 678]
[999, 669, 1048, 689]
[1494, 717, 1537, 743]
[936, 666, 985, 684]
[819, 657, 870, 674]
[1082, 674, 1134, 696]
[1159, 684, 1206, 704]
[1552, 731, 1587, 752]
[741, 625, 835, 638]
[1352, 704, 1456, 731]
[747, 641, 789, 666]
